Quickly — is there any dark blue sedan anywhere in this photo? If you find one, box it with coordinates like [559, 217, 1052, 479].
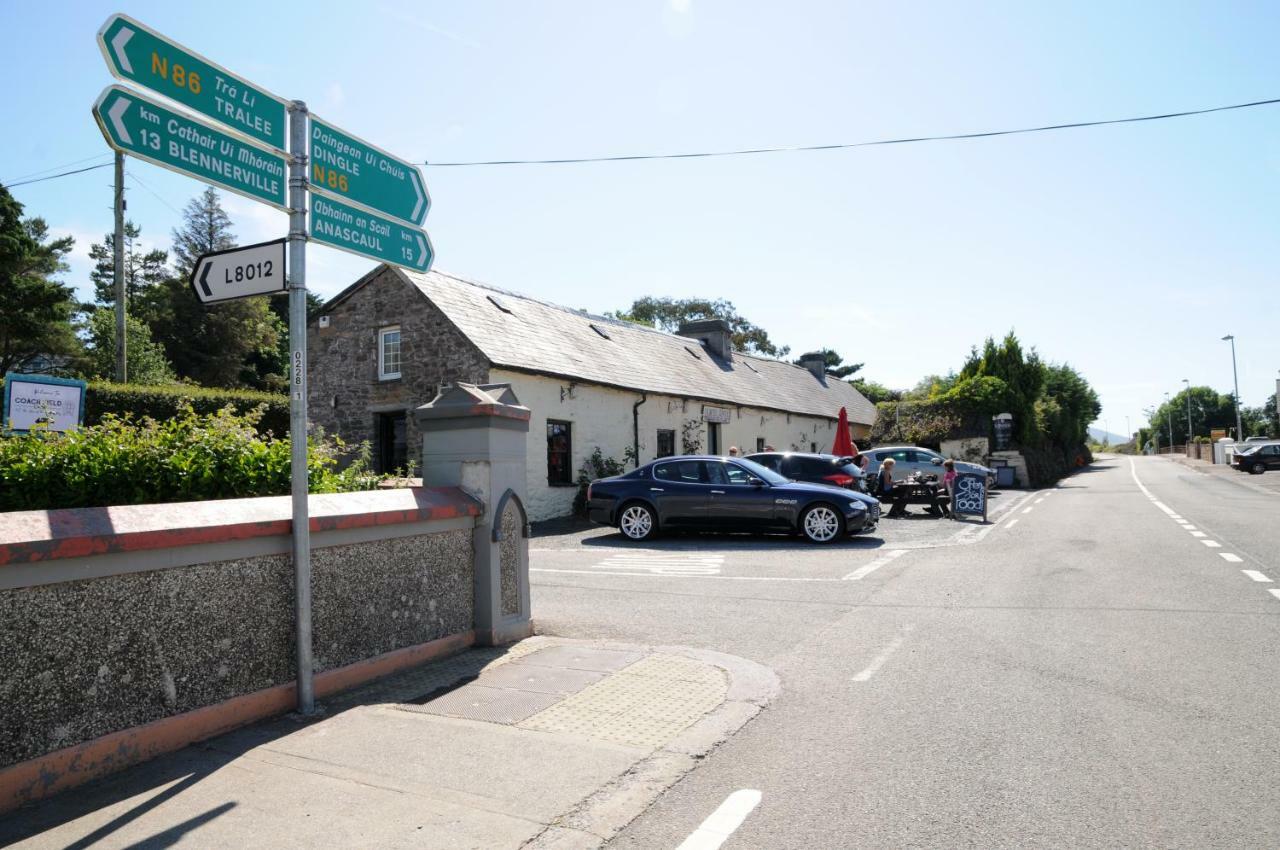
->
[586, 456, 881, 543]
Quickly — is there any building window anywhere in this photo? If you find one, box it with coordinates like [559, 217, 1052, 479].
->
[811, 442, 818, 453]
[547, 420, 573, 485]
[756, 438, 765, 452]
[656, 429, 676, 458]
[378, 326, 401, 380]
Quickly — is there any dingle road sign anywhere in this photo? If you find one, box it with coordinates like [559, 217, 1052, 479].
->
[97, 13, 287, 150]
[190, 239, 287, 304]
[93, 85, 288, 210]
[310, 190, 433, 272]
[310, 117, 429, 225]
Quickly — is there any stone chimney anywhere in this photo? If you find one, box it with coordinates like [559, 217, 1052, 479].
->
[799, 352, 827, 379]
[678, 319, 734, 361]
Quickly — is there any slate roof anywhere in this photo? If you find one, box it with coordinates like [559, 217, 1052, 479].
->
[365, 266, 876, 424]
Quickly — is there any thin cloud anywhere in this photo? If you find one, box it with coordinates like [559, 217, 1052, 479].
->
[376, 5, 483, 49]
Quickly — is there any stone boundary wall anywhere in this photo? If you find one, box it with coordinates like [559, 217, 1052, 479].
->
[0, 487, 482, 810]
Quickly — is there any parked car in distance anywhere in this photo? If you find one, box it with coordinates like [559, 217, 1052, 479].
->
[863, 446, 997, 488]
[586, 455, 880, 543]
[1244, 436, 1276, 443]
[1233, 442, 1280, 474]
[746, 451, 867, 492]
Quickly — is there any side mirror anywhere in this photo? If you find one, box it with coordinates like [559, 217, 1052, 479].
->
[748, 476, 766, 487]
[930, 457, 943, 465]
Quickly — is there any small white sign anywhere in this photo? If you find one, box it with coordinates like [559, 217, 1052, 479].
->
[4, 375, 86, 432]
[190, 238, 287, 304]
[703, 406, 731, 424]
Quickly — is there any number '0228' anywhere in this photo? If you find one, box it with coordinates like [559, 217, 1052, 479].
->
[226, 261, 273, 283]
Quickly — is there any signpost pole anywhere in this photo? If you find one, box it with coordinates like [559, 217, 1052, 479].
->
[288, 101, 314, 715]
[113, 151, 126, 383]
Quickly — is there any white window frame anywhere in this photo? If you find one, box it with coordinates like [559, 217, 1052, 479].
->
[378, 325, 402, 380]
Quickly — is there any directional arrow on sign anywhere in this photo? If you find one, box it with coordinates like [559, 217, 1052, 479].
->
[190, 239, 287, 304]
[309, 116, 430, 225]
[92, 85, 289, 211]
[309, 189, 433, 272]
[97, 13, 288, 150]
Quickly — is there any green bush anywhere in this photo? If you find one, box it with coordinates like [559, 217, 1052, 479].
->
[573, 446, 636, 517]
[0, 403, 381, 511]
[1, 378, 289, 436]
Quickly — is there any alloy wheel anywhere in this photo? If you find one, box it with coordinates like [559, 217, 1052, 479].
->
[803, 506, 841, 543]
[620, 505, 655, 540]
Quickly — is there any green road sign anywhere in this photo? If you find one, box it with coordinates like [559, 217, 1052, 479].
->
[97, 13, 288, 150]
[310, 117, 429, 225]
[93, 85, 288, 210]
[309, 190, 433, 272]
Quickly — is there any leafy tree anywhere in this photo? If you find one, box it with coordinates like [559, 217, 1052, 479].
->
[960, 332, 1045, 443]
[794, 348, 862, 378]
[142, 187, 282, 388]
[0, 186, 81, 375]
[1149, 386, 1242, 445]
[88, 221, 169, 306]
[83, 307, 176, 385]
[609, 296, 789, 357]
[1040, 364, 1100, 448]
[850, 378, 901, 404]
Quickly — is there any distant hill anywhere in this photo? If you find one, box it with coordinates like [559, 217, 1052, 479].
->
[1089, 426, 1130, 445]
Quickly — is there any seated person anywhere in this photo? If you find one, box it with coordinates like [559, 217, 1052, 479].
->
[875, 458, 910, 518]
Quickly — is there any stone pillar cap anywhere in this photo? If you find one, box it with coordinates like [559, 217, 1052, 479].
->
[414, 382, 531, 426]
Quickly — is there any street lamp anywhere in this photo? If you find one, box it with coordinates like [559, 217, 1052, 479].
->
[1223, 335, 1243, 440]
[1164, 392, 1174, 452]
[1182, 378, 1192, 441]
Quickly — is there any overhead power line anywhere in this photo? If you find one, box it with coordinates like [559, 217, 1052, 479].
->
[5, 162, 114, 188]
[3, 153, 114, 185]
[424, 95, 1280, 167]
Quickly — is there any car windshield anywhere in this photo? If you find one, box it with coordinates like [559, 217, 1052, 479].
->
[731, 457, 790, 486]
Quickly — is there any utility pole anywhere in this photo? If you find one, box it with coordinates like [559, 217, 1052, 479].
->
[1165, 392, 1174, 453]
[1223, 335, 1243, 440]
[1182, 378, 1192, 442]
[113, 151, 126, 383]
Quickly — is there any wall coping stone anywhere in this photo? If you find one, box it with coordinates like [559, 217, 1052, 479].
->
[0, 487, 481, 567]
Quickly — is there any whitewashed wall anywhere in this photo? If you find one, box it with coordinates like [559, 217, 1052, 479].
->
[489, 368, 860, 521]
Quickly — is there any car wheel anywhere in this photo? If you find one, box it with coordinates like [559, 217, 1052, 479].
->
[1251, 462, 1266, 475]
[800, 503, 843, 543]
[618, 502, 658, 541]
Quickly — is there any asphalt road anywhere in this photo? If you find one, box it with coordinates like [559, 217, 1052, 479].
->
[530, 456, 1280, 848]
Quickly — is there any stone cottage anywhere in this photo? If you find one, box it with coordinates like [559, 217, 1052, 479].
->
[307, 265, 877, 521]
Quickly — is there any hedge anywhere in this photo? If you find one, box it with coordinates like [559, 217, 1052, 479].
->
[0, 403, 379, 512]
[1, 378, 289, 436]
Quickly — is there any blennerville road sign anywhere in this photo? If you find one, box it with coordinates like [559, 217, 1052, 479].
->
[98, 13, 288, 150]
[310, 191, 433, 272]
[310, 117, 429, 225]
[93, 85, 289, 210]
[190, 239, 287, 304]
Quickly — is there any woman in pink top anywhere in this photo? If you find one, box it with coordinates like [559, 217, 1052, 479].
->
[941, 459, 957, 518]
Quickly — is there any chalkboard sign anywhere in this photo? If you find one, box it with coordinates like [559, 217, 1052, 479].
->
[951, 472, 987, 520]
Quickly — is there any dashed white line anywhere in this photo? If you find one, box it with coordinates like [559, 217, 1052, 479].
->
[852, 625, 915, 682]
[1269, 589, 1280, 602]
[676, 789, 763, 850]
[1219, 553, 1244, 563]
[531, 568, 840, 583]
[1006, 518, 1019, 528]
[1035, 497, 1045, 504]
[1189, 531, 1207, 538]
[1022, 507, 1034, 514]
[843, 549, 907, 581]
[1200, 540, 1222, 548]
[1241, 569, 1270, 581]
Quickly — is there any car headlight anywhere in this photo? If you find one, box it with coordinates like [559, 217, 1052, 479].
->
[846, 500, 867, 511]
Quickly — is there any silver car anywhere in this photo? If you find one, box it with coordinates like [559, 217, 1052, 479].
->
[864, 446, 997, 488]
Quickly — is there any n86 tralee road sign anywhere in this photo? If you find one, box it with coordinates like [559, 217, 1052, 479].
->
[98, 13, 288, 150]
[93, 85, 288, 210]
[310, 191, 433, 272]
[310, 117, 429, 225]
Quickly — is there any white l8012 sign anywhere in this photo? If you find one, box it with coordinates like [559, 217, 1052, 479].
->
[189, 238, 287, 304]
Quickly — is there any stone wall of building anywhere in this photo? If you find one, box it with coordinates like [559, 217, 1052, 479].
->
[308, 267, 490, 475]
[489, 368, 855, 520]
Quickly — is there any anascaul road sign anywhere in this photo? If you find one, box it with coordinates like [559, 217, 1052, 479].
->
[309, 190, 433, 272]
[98, 13, 288, 150]
[310, 116, 429, 225]
[93, 85, 289, 210]
[190, 239, 287, 304]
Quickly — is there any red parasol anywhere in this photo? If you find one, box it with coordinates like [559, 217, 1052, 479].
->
[831, 406, 855, 457]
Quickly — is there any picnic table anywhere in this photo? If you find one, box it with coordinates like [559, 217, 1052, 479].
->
[884, 474, 949, 517]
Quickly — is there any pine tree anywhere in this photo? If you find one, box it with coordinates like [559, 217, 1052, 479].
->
[143, 186, 282, 388]
[0, 185, 81, 375]
[88, 221, 170, 306]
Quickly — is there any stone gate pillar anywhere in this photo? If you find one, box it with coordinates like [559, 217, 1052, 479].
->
[415, 383, 532, 646]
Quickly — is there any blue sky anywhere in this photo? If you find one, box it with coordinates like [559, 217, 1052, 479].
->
[4, 1, 1278, 438]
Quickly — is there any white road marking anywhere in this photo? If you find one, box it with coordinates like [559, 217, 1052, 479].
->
[853, 625, 915, 682]
[593, 553, 724, 575]
[1241, 568, 1269, 581]
[1035, 497, 1045, 504]
[1200, 540, 1222, 548]
[676, 789, 763, 850]
[532, 568, 842, 583]
[1022, 507, 1034, 514]
[1189, 531, 1206, 538]
[843, 549, 907, 581]
[1270, 589, 1280, 602]
[1006, 518, 1019, 528]
[1219, 553, 1244, 563]
[1169, 514, 1183, 520]
[1152, 501, 1179, 517]
[1179, 524, 1196, 530]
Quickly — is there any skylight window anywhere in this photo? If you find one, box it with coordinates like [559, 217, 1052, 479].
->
[487, 295, 513, 314]
[589, 323, 611, 340]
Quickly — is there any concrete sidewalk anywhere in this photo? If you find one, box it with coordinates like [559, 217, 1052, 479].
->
[0, 637, 777, 849]
[1164, 453, 1280, 496]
